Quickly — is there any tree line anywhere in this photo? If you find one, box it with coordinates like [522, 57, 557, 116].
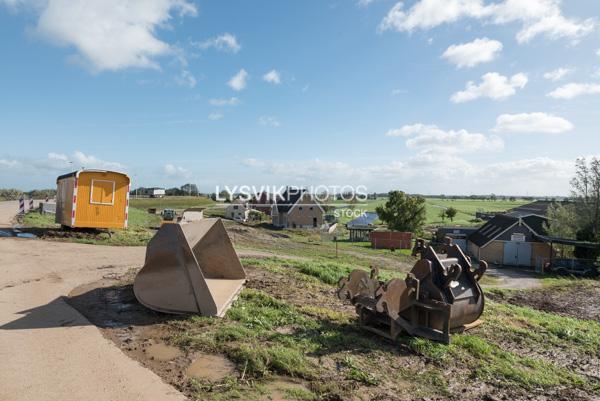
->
[0, 188, 57, 201]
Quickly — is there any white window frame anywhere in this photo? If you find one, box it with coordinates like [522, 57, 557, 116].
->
[90, 179, 116, 206]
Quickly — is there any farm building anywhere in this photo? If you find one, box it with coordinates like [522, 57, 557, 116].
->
[435, 226, 479, 252]
[249, 191, 273, 216]
[346, 212, 378, 241]
[371, 230, 412, 250]
[56, 170, 130, 229]
[467, 213, 553, 268]
[271, 188, 324, 229]
[149, 188, 165, 198]
[226, 202, 250, 222]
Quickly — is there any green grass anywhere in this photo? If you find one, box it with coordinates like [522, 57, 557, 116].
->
[129, 196, 215, 211]
[22, 207, 161, 246]
[332, 197, 529, 227]
[169, 283, 600, 400]
[241, 256, 404, 286]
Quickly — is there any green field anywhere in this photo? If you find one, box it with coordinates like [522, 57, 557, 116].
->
[333, 197, 529, 227]
[129, 196, 215, 211]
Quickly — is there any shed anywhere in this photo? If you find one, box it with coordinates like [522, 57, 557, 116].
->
[467, 214, 553, 268]
[56, 170, 130, 229]
[346, 212, 378, 242]
[371, 231, 412, 250]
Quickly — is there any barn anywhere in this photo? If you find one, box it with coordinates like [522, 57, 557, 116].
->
[467, 213, 552, 268]
[56, 170, 130, 229]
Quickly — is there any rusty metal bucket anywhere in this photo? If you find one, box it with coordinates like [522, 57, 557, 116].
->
[133, 218, 246, 317]
[338, 242, 486, 343]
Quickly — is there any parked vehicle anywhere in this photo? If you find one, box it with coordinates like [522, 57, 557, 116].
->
[546, 259, 598, 277]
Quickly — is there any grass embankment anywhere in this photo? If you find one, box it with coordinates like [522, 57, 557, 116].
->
[240, 256, 405, 284]
[22, 208, 160, 246]
[231, 225, 416, 271]
[162, 256, 600, 400]
[129, 196, 215, 210]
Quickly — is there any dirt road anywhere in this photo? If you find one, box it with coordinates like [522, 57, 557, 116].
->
[0, 201, 186, 401]
[484, 265, 541, 290]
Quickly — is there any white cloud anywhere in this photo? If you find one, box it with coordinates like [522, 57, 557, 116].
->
[451, 72, 528, 103]
[378, 0, 595, 44]
[240, 158, 264, 168]
[387, 123, 504, 153]
[27, 151, 125, 171]
[259, 116, 281, 127]
[442, 37, 503, 68]
[597, 49, 600, 57]
[493, 112, 573, 134]
[208, 112, 223, 121]
[71, 151, 125, 170]
[262, 70, 281, 85]
[357, 0, 376, 7]
[239, 154, 575, 195]
[228, 69, 248, 91]
[175, 70, 197, 88]
[209, 97, 239, 106]
[543, 67, 573, 81]
[482, 157, 573, 188]
[0, 158, 19, 168]
[547, 83, 600, 99]
[2, 0, 197, 72]
[194, 33, 241, 53]
[163, 164, 189, 177]
[391, 88, 408, 96]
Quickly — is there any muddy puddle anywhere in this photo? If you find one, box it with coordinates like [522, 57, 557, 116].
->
[186, 354, 236, 382]
[145, 342, 182, 361]
[66, 277, 242, 399]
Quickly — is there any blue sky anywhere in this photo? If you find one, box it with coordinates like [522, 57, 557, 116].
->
[1, 0, 599, 195]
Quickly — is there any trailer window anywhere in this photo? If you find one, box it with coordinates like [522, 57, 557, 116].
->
[90, 179, 115, 205]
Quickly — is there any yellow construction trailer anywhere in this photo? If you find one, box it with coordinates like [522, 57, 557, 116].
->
[55, 169, 130, 229]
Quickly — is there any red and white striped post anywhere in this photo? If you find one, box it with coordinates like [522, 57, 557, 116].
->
[28, 199, 34, 211]
[71, 177, 78, 227]
[18, 198, 25, 215]
[124, 184, 130, 229]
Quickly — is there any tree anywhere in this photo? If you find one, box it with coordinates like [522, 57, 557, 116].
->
[375, 190, 426, 233]
[439, 209, 446, 222]
[545, 202, 578, 258]
[445, 207, 458, 222]
[180, 183, 199, 196]
[218, 190, 231, 202]
[571, 158, 600, 239]
[165, 187, 183, 196]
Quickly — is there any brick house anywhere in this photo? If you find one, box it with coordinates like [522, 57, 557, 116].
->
[271, 188, 325, 229]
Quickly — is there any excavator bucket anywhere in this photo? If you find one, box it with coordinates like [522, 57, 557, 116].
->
[338, 240, 487, 343]
[133, 218, 246, 317]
